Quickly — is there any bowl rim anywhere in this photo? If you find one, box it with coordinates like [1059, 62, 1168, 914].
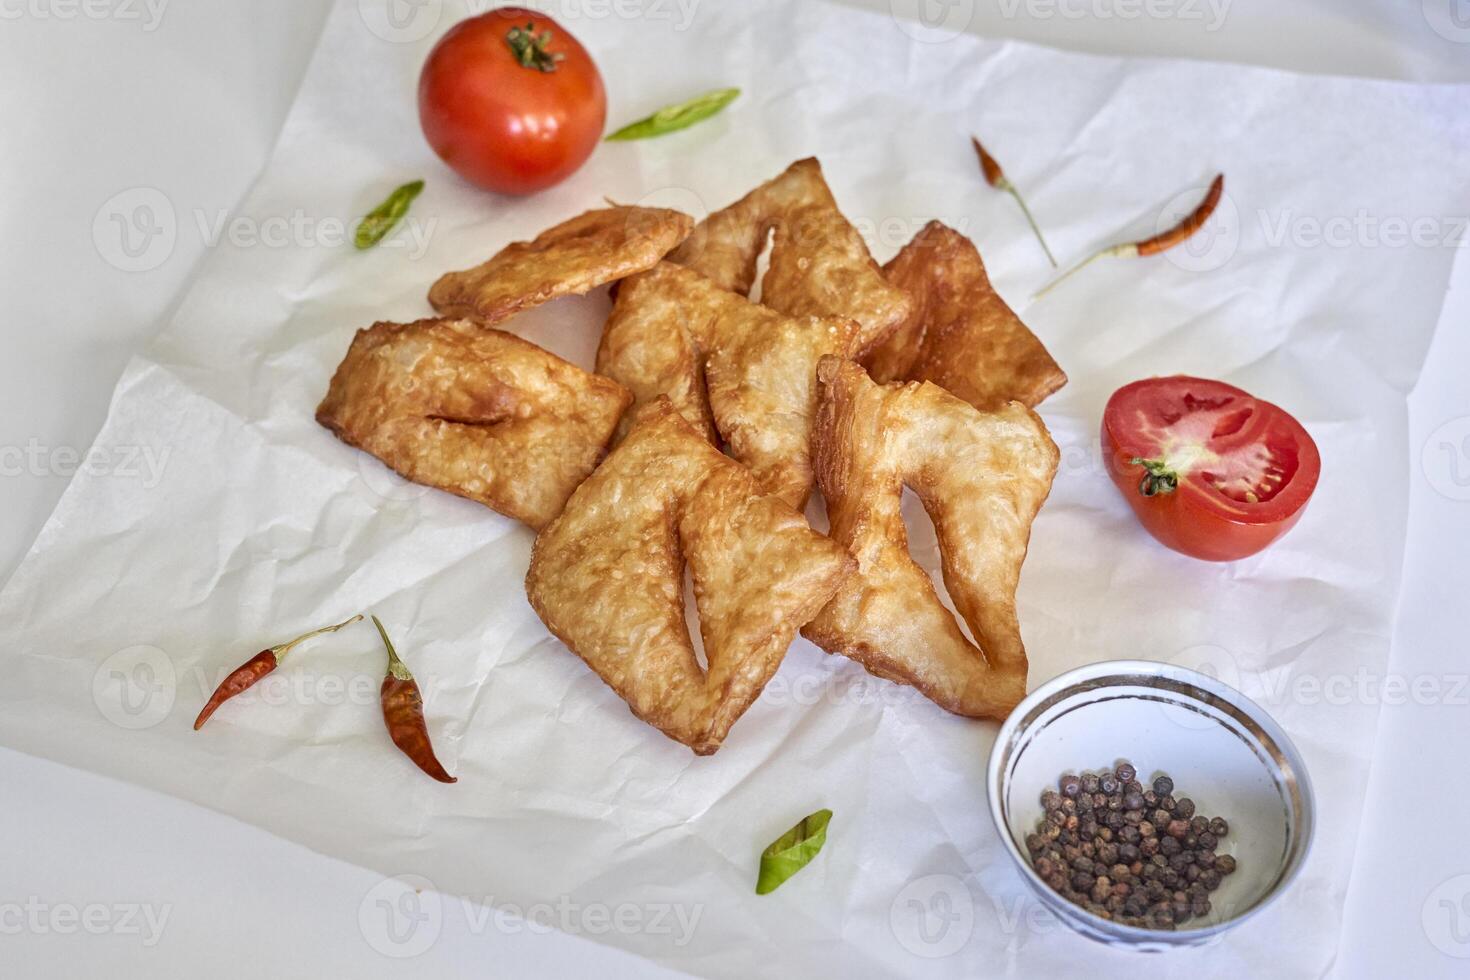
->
[985, 658, 1316, 944]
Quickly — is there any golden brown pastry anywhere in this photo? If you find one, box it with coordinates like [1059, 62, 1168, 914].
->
[316, 318, 631, 529]
[526, 399, 855, 755]
[667, 158, 911, 355]
[865, 221, 1066, 410]
[428, 206, 694, 325]
[595, 261, 860, 508]
[801, 357, 1058, 720]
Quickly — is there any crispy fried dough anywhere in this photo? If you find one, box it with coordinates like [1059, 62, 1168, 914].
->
[316, 318, 631, 529]
[428, 207, 694, 325]
[595, 261, 860, 508]
[667, 158, 911, 355]
[865, 221, 1066, 410]
[801, 357, 1058, 720]
[526, 399, 855, 755]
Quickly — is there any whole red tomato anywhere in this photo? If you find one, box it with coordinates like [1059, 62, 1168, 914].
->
[1101, 376, 1320, 562]
[418, 8, 606, 195]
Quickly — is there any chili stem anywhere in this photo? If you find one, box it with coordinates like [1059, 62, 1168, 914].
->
[1004, 184, 1057, 267]
[371, 615, 413, 681]
[272, 614, 363, 660]
[1032, 245, 1133, 299]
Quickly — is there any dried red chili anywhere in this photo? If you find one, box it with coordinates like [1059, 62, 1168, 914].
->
[193, 614, 363, 730]
[372, 616, 457, 784]
[972, 135, 1056, 267]
[1035, 174, 1225, 298]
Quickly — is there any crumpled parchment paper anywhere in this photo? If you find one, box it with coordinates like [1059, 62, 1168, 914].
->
[4, 1, 1469, 976]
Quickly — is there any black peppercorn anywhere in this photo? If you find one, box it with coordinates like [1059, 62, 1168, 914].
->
[1031, 765, 1236, 932]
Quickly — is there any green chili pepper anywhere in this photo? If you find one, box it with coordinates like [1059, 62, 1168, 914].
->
[354, 180, 424, 250]
[605, 87, 740, 142]
[756, 808, 832, 894]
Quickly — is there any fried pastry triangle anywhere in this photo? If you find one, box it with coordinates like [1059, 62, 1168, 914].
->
[428, 206, 694, 325]
[865, 221, 1066, 410]
[667, 158, 911, 355]
[317, 318, 631, 529]
[596, 261, 861, 508]
[526, 399, 856, 755]
[801, 358, 1058, 720]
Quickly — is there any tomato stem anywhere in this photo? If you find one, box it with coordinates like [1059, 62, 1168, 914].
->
[1132, 457, 1179, 497]
[506, 23, 564, 73]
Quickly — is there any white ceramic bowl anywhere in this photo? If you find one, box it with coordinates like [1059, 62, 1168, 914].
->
[987, 660, 1314, 950]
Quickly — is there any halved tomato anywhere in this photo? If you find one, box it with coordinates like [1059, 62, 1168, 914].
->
[1101, 376, 1320, 561]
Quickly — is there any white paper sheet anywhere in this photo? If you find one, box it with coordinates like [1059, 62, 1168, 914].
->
[6, 1, 1469, 975]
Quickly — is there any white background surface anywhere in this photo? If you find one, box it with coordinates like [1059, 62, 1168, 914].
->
[1, 1, 1466, 976]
